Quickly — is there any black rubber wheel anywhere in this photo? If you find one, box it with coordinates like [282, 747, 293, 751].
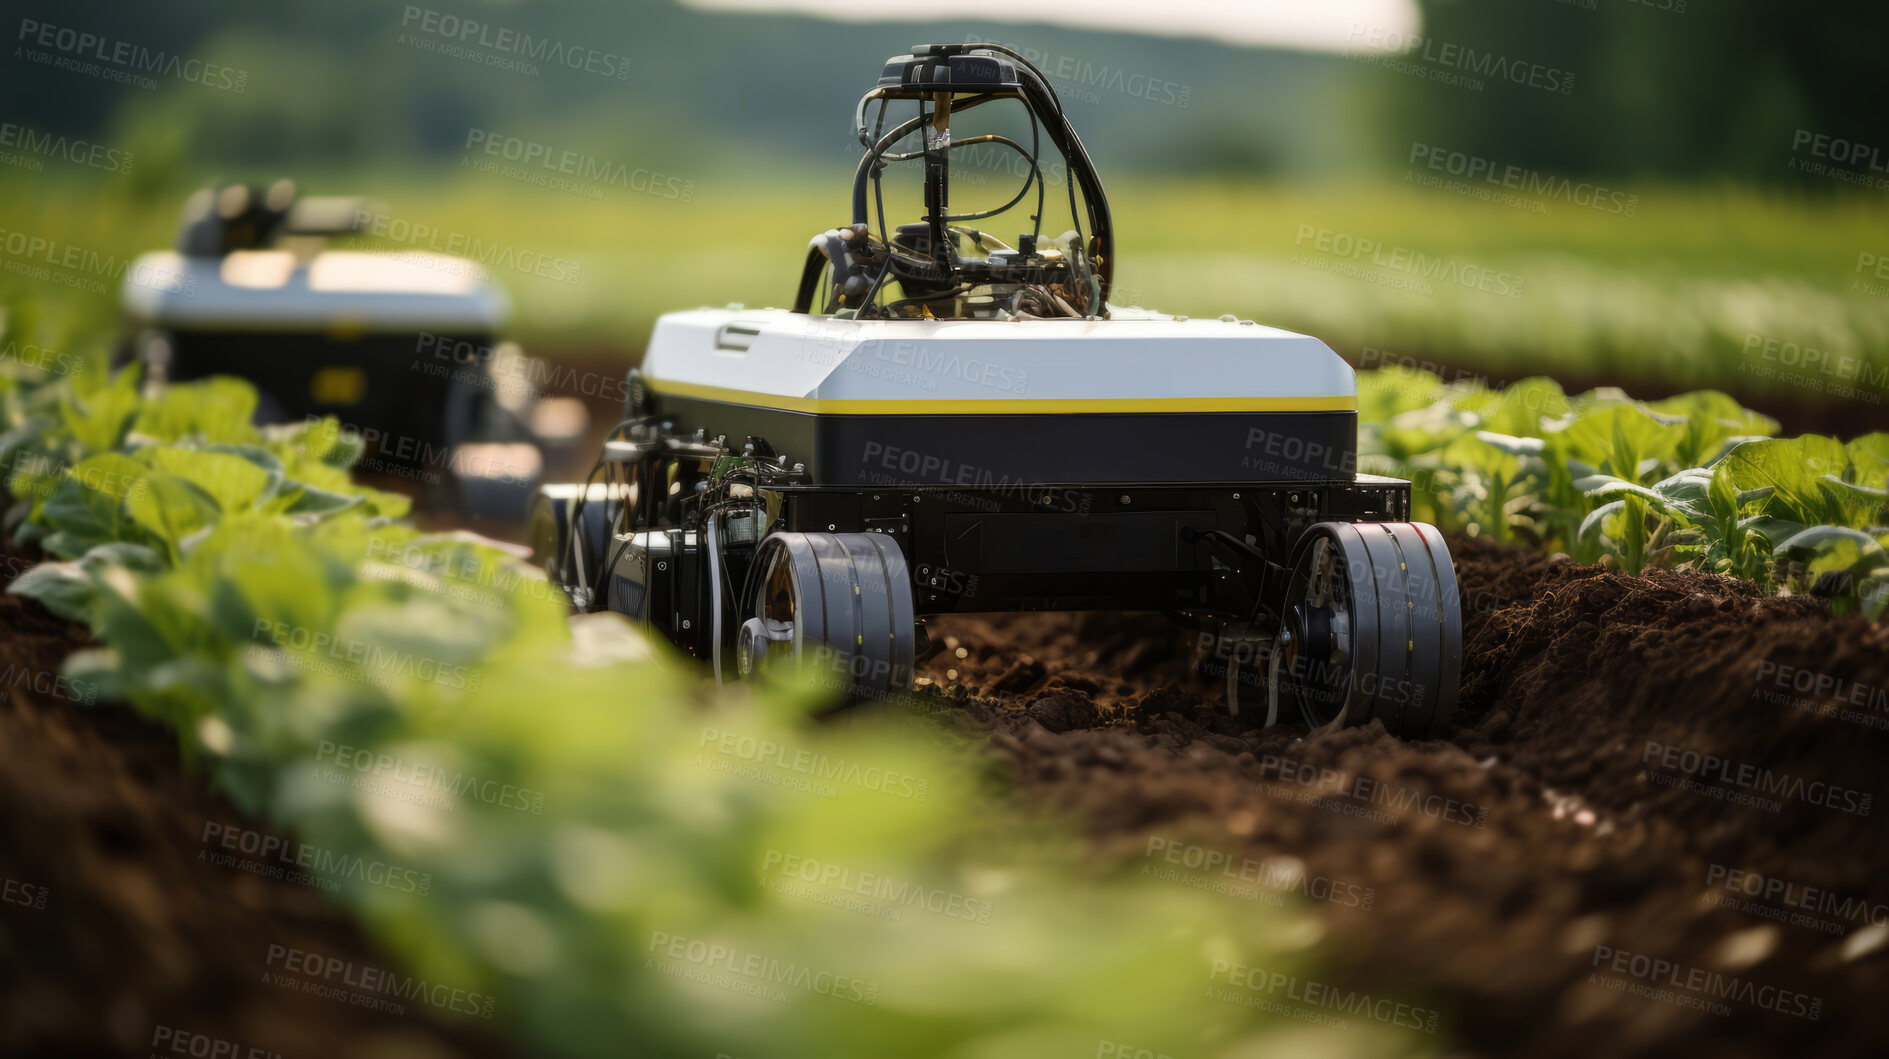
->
[1269, 521, 1462, 738]
[736, 531, 916, 704]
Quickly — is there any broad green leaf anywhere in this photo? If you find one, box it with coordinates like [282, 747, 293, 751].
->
[1646, 390, 1778, 467]
[126, 474, 220, 553]
[1720, 436, 1849, 525]
[1579, 499, 1625, 545]
[266, 416, 365, 470]
[57, 367, 140, 453]
[1479, 377, 1571, 437]
[1473, 431, 1545, 457]
[1740, 515, 1808, 551]
[205, 443, 286, 475]
[1559, 404, 1684, 482]
[1846, 433, 1889, 490]
[37, 453, 151, 556]
[1653, 469, 1713, 508]
[1577, 475, 1688, 522]
[279, 482, 364, 516]
[194, 515, 344, 642]
[1862, 575, 1889, 621]
[1814, 475, 1888, 530]
[7, 560, 97, 621]
[60, 648, 121, 705]
[133, 376, 259, 444]
[3, 540, 162, 621]
[141, 448, 273, 513]
[1774, 524, 1884, 556]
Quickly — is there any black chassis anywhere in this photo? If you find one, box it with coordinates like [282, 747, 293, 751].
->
[604, 464, 1412, 665]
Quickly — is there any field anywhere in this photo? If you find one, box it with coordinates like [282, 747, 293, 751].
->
[3, 166, 1888, 1057]
[8, 520, 1889, 1056]
[8, 171, 1889, 404]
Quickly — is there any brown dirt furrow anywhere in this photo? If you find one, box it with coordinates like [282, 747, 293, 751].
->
[920, 535, 1889, 1059]
[0, 550, 502, 1058]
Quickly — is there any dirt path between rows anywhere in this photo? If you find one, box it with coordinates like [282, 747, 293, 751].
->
[0, 550, 503, 1058]
[921, 537, 1889, 1058]
[8, 502, 1889, 1056]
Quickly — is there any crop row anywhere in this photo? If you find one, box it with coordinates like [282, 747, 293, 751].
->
[1358, 367, 1888, 618]
[0, 299, 1384, 1058]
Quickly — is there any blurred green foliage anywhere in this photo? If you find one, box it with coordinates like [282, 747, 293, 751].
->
[7, 168, 1885, 402]
[5, 0, 1887, 400]
[2, 298, 1431, 1058]
[1358, 365, 1888, 614]
[1405, 0, 1889, 180]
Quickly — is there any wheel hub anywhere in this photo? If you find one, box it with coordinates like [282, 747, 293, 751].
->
[736, 616, 794, 676]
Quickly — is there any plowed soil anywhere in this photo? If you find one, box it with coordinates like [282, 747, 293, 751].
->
[8, 518, 1889, 1056]
[921, 536, 1889, 1058]
[0, 550, 503, 1058]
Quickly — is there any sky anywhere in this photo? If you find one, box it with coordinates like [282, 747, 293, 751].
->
[680, 0, 1423, 54]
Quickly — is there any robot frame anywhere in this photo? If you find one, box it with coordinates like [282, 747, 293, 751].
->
[532, 43, 1463, 739]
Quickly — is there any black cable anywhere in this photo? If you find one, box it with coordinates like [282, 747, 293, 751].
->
[881, 283, 972, 315]
[565, 415, 647, 598]
[1028, 105, 1044, 243]
[872, 97, 891, 245]
[855, 247, 897, 319]
[876, 134, 1038, 224]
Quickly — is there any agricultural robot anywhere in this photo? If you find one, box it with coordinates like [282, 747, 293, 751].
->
[532, 44, 1463, 737]
[121, 180, 560, 516]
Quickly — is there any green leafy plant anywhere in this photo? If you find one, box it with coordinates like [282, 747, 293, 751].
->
[2, 300, 1397, 1059]
[1359, 365, 1886, 615]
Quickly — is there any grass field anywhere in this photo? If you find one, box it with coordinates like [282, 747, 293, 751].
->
[7, 171, 1887, 401]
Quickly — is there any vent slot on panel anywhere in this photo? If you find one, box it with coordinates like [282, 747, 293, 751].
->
[715, 323, 762, 352]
